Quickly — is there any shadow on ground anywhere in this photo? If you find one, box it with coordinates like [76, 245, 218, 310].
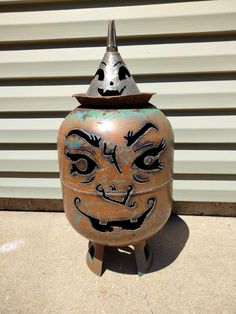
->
[103, 215, 189, 275]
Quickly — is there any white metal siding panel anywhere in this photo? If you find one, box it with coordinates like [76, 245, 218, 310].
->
[0, 178, 235, 203]
[0, 0, 235, 208]
[0, 178, 62, 199]
[0, 150, 235, 175]
[1, 42, 236, 78]
[0, 116, 235, 143]
[1, 81, 236, 112]
[0, 1, 236, 42]
[173, 180, 236, 203]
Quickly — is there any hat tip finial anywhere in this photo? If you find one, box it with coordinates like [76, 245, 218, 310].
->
[107, 20, 118, 52]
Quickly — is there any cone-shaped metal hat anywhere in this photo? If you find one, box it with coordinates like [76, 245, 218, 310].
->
[74, 20, 154, 106]
[86, 20, 140, 97]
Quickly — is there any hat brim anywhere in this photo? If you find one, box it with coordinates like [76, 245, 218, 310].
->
[73, 93, 155, 106]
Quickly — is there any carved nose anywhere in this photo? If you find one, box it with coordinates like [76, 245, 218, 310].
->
[96, 183, 117, 193]
[96, 184, 135, 208]
[110, 81, 114, 85]
[109, 184, 116, 191]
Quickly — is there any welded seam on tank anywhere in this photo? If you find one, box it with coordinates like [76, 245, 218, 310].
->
[60, 177, 173, 196]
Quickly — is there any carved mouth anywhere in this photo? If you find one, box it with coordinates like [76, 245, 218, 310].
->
[74, 197, 156, 232]
[98, 86, 126, 96]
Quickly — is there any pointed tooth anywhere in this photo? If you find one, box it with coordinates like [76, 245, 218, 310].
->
[99, 220, 108, 226]
[130, 217, 138, 223]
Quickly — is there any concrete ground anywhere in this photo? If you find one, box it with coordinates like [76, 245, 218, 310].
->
[0, 212, 235, 314]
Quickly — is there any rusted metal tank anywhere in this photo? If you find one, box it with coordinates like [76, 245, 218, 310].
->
[57, 21, 174, 276]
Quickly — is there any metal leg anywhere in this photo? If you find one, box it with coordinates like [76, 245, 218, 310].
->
[86, 240, 152, 276]
[134, 240, 152, 276]
[86, 241, 105, 277]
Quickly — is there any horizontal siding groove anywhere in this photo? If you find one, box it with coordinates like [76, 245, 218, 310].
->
[1, 73, 236, 87]
[0, 112, 69, 119]
[0, 198, 64, 212]
[175, 144, 236, 151]
[0, 198, 235, 216]
[1, 109, 236, 119]
[172, 201, 236, 217]
[0, 143, 57, 150]
[0, 178, 235, 202]
[0, 33, 236, 51]
[1, 199, 235, 216]
[0, 0, 168, 9]
[0, 1, 236, 42]
[0, 143, 235, 151]
[174, 174, 236, 181]
[163, 109, 236, 117]
[0, 172, 59, 178]
[1, 41, 236, 79]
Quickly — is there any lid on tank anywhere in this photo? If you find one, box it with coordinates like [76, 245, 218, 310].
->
[74, 20, 154, 106]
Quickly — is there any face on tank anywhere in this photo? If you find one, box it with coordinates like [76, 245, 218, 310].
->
[62, 109, 167, 236]
[86, 53, 140, 97]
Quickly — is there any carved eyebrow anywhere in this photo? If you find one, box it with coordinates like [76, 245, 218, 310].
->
[114, 61, 125, 67]
[101, 62, 106, 66]
[124, 123, 159, 147]
[65, 129, 101, 147]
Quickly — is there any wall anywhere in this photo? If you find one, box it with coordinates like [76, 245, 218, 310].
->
[0, 0, 235, 215]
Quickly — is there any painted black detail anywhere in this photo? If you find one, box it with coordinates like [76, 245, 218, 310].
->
[109, 184, 116, 191]
[74, 197, 156, 232]
[124, 123, 159, 147]
[133, 174, 150, 183]
[127, 200, 136, 208]
[118, 66, 131, 80]
[65, 129, 101, 147]
[94, 68, 104, 81]
[96, 184, 134, 207]
[135, 143, 155, 152]
[103, 143, 121, 174]
[81, 176, 95, 184]
[66, 151, 98, 175]
[114, 61, 125, 67]
[133, 138, 166, 171]
[98, 86, 126, 96]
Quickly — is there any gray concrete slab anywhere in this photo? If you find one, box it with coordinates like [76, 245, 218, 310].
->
[0, 211, 235, 314]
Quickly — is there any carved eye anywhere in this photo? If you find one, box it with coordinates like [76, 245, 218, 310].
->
[118, 66, 131, 80]
[66, 152, 98, 175]
[133, 147, 163, 171]
[94, 69, 104, 81]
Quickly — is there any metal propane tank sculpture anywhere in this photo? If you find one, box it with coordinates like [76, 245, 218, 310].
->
[57, 21, 174, 276]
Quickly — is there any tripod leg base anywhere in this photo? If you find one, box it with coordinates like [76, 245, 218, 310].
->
[134, 240, 152, 276]
[86, 241, 105, 277]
